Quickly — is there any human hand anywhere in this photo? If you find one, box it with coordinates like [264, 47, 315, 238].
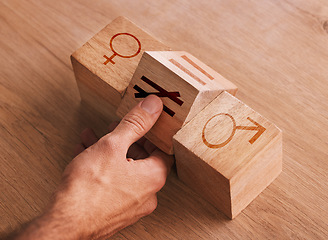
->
[15, 95, 174, 240]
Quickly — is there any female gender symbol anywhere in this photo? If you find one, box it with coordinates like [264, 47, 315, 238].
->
[103, 33, 141, 65]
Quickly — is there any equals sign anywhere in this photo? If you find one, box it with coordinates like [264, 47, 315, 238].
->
[169, 55, 214, 86]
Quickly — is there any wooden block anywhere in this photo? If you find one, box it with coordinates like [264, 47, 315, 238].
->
[173, 91, 282, 219]
[116, 51, 238, 154]
[71, 16, 170, 120]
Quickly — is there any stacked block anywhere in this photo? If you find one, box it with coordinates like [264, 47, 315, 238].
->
[71, 16, 282, 219]
[173, 91, 282, 218]
[116, 51, 237, 154]
[71, 16, 170, 119]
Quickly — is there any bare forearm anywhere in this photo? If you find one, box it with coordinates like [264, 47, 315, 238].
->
[13, 204, 128, 240]
[15, 210, 81, 240]
[9, 96, 173, 240]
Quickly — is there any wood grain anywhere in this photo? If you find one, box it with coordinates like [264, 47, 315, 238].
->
[1, 0, 327, 239]
[173, 91, 282, 219]
[116, 51, 237, 154]
[71, 16, 170, 120]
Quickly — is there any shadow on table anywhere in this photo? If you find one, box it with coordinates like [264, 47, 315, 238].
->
[111, 168, 229, 239]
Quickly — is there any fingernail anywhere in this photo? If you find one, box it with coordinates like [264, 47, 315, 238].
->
[141, 95, 162, 114]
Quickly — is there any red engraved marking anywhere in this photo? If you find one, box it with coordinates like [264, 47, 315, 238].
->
[103, 33, 141, 65]
[103, 55, 115, 65]
[139, 76, 183, 106]
[162, 105, 175, 117]
[134, 76, 184, 117]
[202, 113, 236, 148]
[202, 113, 266, 148]
[181, 55, 214, 80]
[236, 117, 266, 144]
[134, 85, 181, 98]
[169, 59, 206, 85]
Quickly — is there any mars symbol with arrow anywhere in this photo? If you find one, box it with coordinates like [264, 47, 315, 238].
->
[202, 113, 266, 149]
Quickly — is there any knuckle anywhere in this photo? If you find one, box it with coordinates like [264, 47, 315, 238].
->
[122, 112, 147, 136]
[145, 196, 158, 215]
[155, 174, 167, 190]
[98, 134, 118, 151]
[148, 165, 167, 191]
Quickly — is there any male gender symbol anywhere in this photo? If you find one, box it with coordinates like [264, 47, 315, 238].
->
[202, 113, 266, 148]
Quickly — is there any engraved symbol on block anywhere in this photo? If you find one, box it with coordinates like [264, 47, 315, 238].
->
[169, 55, 214, 85]
[103, 33, 141, 65]
[133, 75, 184, 117]
[202, 113, 266, 148]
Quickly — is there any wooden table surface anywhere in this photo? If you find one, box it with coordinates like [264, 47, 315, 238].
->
[1, 0, 327, 239]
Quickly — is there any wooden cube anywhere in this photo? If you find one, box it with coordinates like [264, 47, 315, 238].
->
[116, 51, 237, 154]
[71, 16, 170, 119]
[173, 91, 282, 219]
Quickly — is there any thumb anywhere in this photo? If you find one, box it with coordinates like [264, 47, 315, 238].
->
[112, 95, 163, 150]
